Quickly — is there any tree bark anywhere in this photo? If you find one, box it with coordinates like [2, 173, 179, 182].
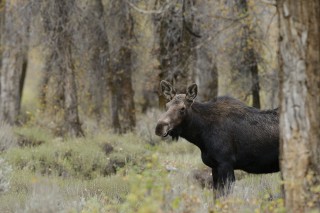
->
[0, 0, 29, 125]
[108, 0, 136, 133]
[278, 0, 320, 211]
[0, 0, 4, 72]
[195, 46, 218, 102]
[39, 51, 55, 111]
[194, 0, 218, 101]
[0, 0, 4, 97]
[248, 48, 260, 109]
[84, 0, 109, 125]
[62, 44, 84, 137]
[40, 0, 84, 137]
[58, 1, 83, 137]
[157, 0, 196, 106]
[39, 2, 65, 114]
[234, 0, 261, 109]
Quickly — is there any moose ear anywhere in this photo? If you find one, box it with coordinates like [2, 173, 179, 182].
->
[160, 80, 176, 100]
[186, 83, 197, 101]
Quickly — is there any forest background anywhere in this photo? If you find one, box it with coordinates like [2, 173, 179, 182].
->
[0, 0, 319, 212]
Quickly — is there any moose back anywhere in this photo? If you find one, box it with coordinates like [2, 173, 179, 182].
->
[155, 80, 279, 191]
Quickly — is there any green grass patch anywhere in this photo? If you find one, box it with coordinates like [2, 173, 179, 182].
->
[5, 141, 107, 179]
[14, 126, 54, 147]
[4, 129, 152, 179]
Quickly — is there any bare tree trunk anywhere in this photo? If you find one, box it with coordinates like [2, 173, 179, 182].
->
[0, 0, 29, 125]
[234, 0, 261, 109]
[40, 0, 84, 137]
[39, 51, 55, 111]
[0, 0, 4, 97]
[248, 48, 260, 109]
[83, 0, 109, 125]
[278, 0, 320, 211]
[156, 0, 196, 106]
[39, 3, 64, 115]
[195, 50, 218, 101]
[108, 0, 136, 133]
[62, 44, 84, 137]
[0, 0, 4, 72]
[58, 1, 83, 137]
[194, 0, 218, 101]
[109, 49, 136, 134]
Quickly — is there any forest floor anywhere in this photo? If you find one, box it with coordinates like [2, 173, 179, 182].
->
[0, 111, 285, 213]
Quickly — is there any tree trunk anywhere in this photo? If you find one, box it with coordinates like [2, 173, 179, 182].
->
[0, 0, 4, 72]
[40, 0, 84, 137]
[195, 47, 218, 102]
[248, 48, 260, 109]
[39, 2, 65, 115]
[39, 51, 55, 111]
[108, 0, 136, 133]
[58, 0, 83, 137]
[0, 0, 29, 125]
[194, 0, 218, 101]
[278, 0, 320, 211]
[62, 44, 84, 137]
[0, 0, 4, 97]
[234, 0, 261, 108]
[157, 0, 196, 106]
[84, 0, 109, 125]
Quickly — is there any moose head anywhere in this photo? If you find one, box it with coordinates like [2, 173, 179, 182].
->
[155, 80, 198, 140]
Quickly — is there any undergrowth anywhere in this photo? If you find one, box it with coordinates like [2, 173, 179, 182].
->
[0, 124, 285, 213]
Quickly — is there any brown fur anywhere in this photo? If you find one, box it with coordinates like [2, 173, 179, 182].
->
[156, 81, 279, 193]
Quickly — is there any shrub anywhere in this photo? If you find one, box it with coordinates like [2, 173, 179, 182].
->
[136, 110, 163, 145]
[211, 173, 284, 212]
[1, 126, 285, 213]
[15, 126, 54, 147]
[119, 154, 171, 213]
[5, 142, 108, 179]
[22, 181, 67, 213]
[5, 131, 152, 179]
[18, 180, 84, 213]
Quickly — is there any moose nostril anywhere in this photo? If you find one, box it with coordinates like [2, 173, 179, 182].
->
[155, 121, 169, 136]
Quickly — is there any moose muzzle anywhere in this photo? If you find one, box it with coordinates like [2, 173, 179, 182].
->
[155, 120, 171, 137]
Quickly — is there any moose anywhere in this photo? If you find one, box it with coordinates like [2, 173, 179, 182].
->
[155, 80, 279, 193]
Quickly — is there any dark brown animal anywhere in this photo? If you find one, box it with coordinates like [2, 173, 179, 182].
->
[155, 80, 279, 192]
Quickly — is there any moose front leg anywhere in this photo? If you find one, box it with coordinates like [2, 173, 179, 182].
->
[212, 163, 235, 197]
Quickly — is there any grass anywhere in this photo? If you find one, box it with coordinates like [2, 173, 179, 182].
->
[0, 123, 285, 213]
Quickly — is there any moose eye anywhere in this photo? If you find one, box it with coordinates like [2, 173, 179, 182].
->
[180, 107, 186, 114]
